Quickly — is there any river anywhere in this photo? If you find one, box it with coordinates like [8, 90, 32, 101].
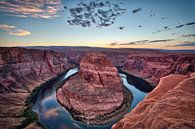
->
[32, 67, 147, 129]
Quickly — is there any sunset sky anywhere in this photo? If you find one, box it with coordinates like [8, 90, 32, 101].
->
[0, 0, 195, 50]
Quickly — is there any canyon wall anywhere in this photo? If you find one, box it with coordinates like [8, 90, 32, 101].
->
[0, 47, 194, 129]
[0, 47, 75, 129]
[112, 73, 195, 129]
[121, 53, 195, 85]
[62, 48, 195, 86]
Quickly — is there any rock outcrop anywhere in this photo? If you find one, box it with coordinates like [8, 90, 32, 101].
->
[57, 53, 131, 124]
[0, 47, 74, 129]
[112, 73, 195, 129]
[122, 53, 195, 85]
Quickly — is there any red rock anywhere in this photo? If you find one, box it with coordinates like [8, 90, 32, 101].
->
[112, 73, 195, 129]
[0, 47, 75, 128]
[123, 54, 195, 85]
[57, 53, 131, 124]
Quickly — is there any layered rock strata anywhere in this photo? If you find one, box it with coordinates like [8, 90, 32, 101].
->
[0, 47, 74, 129]
[57, 53, 131, 124]
[112, 73, 195, 129]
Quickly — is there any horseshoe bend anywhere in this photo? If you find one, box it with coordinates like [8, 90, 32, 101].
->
[56, 53, 132, 124]
[0, 47, 195, 129]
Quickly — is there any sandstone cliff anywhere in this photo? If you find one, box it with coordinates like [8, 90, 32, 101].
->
[112, 73, 195, 129]
[0, 47, 74, 129]
[122, 53, 195, 85]
[57, 53, 131, 124]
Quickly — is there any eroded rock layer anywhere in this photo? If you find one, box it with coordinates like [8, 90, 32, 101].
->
[0, 47, 74, 129]
[112, 73, 195, 129]
[57, 53, 131, 124]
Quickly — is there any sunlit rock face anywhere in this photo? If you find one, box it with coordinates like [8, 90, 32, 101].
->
[112, 73, 195, 129]
[57, 53, 129, 124]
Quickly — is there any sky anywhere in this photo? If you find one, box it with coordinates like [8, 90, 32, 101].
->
[0, 0, 195, 50]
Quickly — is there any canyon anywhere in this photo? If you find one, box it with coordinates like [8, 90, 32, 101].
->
[0, 47, 75, 129]
[57, 53, 131, 124]
[0, 47, 195, 129]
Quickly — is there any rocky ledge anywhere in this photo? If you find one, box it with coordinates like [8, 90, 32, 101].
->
[112, 73, 195, 129]
[57, 53, 132, 124]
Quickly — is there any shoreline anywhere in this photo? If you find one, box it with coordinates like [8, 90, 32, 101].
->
[118, 69, 154, 93]
[16, 68, 76, 129]
[22, 67, 134, 127]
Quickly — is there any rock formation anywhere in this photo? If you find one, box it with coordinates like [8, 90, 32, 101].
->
[0, 47, 74, 129]
[0, 47, 194, 128]
[122, 53, 195, 85]
[57, 53, 131, 124]
[112, 73, 195, 129]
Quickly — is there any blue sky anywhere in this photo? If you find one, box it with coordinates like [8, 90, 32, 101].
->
[0, 0, 195, 49]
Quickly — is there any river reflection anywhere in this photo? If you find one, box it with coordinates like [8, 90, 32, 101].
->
[32, 67, 147, 129]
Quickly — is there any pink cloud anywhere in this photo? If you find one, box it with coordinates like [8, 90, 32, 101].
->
[0, 24, 31, 36]
[0, 0, 63, 19]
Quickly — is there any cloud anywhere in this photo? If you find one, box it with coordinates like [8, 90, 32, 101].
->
[175, 42, 195, 46]
[109, 39, 174, 46]
[44, 108, 59, 119]
[67, 1, 126, 27]
[110, 43, 118, 46]
[110, 40, 149, 46]
[149, 39, 174, 43]
[0, 24, 15, 30]
[185, 22, 195, 26]
[8, 29, 31, 36]
[181, 34, 195, 38]
[176, 21, 195, 29]
[165, 41, 195, 47]
[0, 0, 62, 19]
[132, 8, 142, 14]
[176, 24, 184, 28]
[153, 21, 195, 34]
[0, 24, 31, 36]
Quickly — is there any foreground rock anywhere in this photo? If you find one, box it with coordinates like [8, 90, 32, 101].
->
[112, 73, 195, 129]
[57, 53, 131, 124]
[0, 47, 74, 129]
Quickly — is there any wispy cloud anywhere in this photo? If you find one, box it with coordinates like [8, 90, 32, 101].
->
[0, 24, 15, 30]
[153, 21, 195, 34]
[175, 42, 195, 46]
[0, 0, 62, 19]
[0, 24, 31, 36]
[149, 39, 174, 43]
[181, 34, 195, 38]
[110, 39, 174, 46]
[165, 41, 195, 47]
